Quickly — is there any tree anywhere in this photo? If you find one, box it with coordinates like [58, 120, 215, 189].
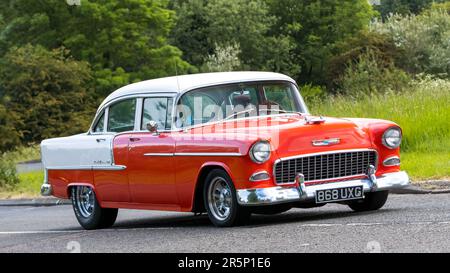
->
[0, 44, 95, 145]
[371, 9, 450, 77]
[267, 0, 376, 85]
[170, 0, 297, 74]
[203, 43, 242, 72]
[0, 0, 192, 97]
[0, 104, 21, 152]
[375, 0, 448, 19]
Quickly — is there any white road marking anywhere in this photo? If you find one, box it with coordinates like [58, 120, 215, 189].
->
[0, 230, 83, 235]
[0, 227, 174, 235]
[1, 220, 450, 235]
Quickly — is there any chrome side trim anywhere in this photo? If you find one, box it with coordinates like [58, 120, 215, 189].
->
[174, 152, 243, 157]
[144, 153, 174, 157]
[237, 171, 409, 206]
[46, 165, 126, 171]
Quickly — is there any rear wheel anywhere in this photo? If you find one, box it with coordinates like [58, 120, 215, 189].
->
[204, 169, 250, 227]
[71, 186, 118, 230]
[348, 191, 389, 212]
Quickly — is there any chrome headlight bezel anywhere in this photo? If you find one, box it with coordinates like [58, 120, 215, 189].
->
[249, 141, 271, 164]
[382, 127, 402, 149]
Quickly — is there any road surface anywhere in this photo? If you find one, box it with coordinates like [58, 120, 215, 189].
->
[1, 193, 449, 253]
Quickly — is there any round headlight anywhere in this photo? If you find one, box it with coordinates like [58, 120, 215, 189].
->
[250, 141, 271, 164]
[382, 127, 402, 149]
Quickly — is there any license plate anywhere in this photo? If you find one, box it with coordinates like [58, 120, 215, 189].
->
[315, 186, 364, 204]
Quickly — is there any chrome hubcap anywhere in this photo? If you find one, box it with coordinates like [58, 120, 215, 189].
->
[208, 177, 232, 221]
[75, 186, 95, 218]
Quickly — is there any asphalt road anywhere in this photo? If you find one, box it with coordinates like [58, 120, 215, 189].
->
[1, 193, 450, 253]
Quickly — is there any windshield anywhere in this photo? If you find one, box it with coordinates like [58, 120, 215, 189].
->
[175, 81, 306, 128]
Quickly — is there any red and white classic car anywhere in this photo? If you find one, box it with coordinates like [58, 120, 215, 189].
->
[40, 72, 409, 229]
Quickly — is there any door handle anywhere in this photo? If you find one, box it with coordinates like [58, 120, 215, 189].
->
[96, 138, 106, 143]
[129, 137, 141, 142]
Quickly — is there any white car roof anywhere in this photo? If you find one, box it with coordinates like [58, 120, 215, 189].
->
[99, 71, 296, 110]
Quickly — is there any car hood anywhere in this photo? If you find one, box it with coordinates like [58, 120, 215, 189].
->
[207, 114, 373, 157]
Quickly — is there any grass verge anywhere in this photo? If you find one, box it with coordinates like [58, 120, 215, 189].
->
[0, 171, 43, 199]
[308, 77, 450, 181]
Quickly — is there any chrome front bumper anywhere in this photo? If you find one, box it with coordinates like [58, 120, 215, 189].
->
[237, 171, 409, 206]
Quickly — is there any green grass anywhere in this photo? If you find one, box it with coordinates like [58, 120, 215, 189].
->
[0, 145, 42, 198]
[308, 77, 450, 181]
[0, 171, 43, 199]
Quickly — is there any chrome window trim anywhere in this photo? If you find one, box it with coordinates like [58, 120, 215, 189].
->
[272, 149, 379, 186]
[89, 92, 178, 135]
[134, 98, 143, 131]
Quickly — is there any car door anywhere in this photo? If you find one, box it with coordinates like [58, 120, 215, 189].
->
[127, 96, 178, 205]
[93, 99, 137, 203]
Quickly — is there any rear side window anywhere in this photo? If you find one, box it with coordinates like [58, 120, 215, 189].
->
[141, 97, 173, 131]
[107, 99, 136, 133]
[93, 111, 105, 133]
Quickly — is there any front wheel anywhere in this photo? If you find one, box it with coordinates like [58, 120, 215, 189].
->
[71, 186, 118, 230]
[348, 191, 389, 212]
[204, 169, 250, 227]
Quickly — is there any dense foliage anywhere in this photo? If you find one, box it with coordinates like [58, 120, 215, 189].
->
[0, 0, 449, 161]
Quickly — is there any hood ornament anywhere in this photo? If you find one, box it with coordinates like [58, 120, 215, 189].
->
[312, 138, 340, 146]
[305, 116, 326, 125]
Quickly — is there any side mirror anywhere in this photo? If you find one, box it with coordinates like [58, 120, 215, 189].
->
[146, 121, 159, 135]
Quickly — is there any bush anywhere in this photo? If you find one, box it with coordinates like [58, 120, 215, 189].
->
[326, 31, 400, 92]
[371, 10, 450, 77]
[339, 50, 411, 96]
[299, 84, 327, 103]
[0, 44, 96, 150]
[0, 145, 41, 190]
[0, 103, 21, 152]
[203, 43, 242, 72]
[0, 154, 19, 189]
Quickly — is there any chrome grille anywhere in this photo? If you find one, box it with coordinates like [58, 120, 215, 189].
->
[274, 150, 377, 184]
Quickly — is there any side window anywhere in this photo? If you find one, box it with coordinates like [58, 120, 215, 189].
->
[107, 99, 136, 133]
[93, 111, 105, 133]
[141, 97, 173, 131]
[177, 92, 217, 127]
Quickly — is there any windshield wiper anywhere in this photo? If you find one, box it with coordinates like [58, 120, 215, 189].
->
[262, 109, 303, 116]
[222, 108, 302, 122]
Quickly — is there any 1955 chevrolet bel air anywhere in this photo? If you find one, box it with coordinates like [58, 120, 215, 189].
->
[40, 72, 409, 229]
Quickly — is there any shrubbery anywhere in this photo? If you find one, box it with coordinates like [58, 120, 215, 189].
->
[339, 50, 411, 96]
[0, 44, 95, 151]
[0, 154, 19, 189]
[371, 9, 450, 77]
[0, 145, 40, 190]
